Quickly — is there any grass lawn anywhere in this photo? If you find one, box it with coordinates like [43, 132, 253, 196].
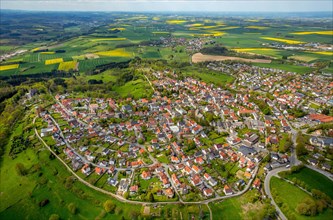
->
[156, 154, 170, 164]
[82, 69, 119, 83]
[210, 199, 242, 220]
[210, 190, 270, 219]
[270, 177, 333, 220]
[285, 167, 333, 199]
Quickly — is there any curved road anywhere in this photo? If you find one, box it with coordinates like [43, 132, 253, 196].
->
[264, 167, 289, 220]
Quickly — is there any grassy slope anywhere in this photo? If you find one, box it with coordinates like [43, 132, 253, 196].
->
[114, 78, 153, 99]
[270, 177, 333, 220]
[285, 167, 333, 199]
[181, 66, 234, 85]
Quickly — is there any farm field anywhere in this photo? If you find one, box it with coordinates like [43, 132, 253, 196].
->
[58, 61, 78, 71]
[0, 64, 19, 71]
[192, 52, 272, 63]
[1, 14, 332, 76]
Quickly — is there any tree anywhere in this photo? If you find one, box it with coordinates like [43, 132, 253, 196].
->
[103, 200, 116, 213]
[49, 214, 59, 220]
[68, 203, 77, 214]
[146, 192, 154, 202]
[15, 163, 27, 176]
[115, 206, 123, 215]
[296, 198, 317, 216]
[130, 210, 139, 219]
[123, 192, 129, 199]
[296, 143, 307, 156]
[138, 138, 144, 144]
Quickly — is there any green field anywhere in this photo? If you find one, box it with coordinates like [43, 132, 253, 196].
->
[285, 167, 333, 199]
[270, 177, 333, 220]
[253, 61, 314, 74]
[210, 190, 274, 219]
[181, 66, 234, 85]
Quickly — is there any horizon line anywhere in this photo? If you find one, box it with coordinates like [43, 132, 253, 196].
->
[1, 9, 332, 13]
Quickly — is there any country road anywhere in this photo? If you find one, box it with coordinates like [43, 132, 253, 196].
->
[264, 167, 289, 220]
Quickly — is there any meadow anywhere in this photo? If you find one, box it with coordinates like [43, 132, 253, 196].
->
[270, 177, 333, 220]
[284, 167, 333, 199]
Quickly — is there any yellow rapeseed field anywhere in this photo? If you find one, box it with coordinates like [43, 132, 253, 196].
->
[245, 19, 260, 22]
[110, 27, 126, 31]
[192, 31, 225, 37]
[45, 58, 64, 65]
[152, 17, 160, 21]
[245, 26, 268, 30]
[234, 48, 274, 52]
[311, 51, 333, 55]
[0, 64, 19, 71]
[152, 32, 169, 34]
[166, 20, 187, 25]
[58, 61, 78, 71]
[291, 30, 333, 35]
[261, 37, 304, 44]
[31, 47, 40, 52]
[188, 23, 203, 27]
[90, 38, 127, 42]
[218, 26, 240, 30]
[95, 48, 131, 57]
[41, 51, 55, 54]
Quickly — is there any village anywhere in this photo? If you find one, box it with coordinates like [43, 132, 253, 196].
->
[37, 67, 333, 203]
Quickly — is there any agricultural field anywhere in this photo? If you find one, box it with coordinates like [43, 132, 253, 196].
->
[0, 64, 19, 71]
[192, 52, 271, 63]
[291, 30, 333, 35]
[1, 13, 332, 76]
[261, 37, 305, 44]
[45, 58, 64, 65]
[58, 61, 78, 71]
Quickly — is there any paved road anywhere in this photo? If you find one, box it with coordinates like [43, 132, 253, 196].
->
[264, 167, 289, 220]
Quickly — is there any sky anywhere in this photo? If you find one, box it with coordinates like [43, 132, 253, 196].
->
[1, 0, 332, 12]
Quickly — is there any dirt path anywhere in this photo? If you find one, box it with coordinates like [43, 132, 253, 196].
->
[192, 53, 271, 63]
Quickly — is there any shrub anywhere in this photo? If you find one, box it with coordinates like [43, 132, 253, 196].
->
[103, 200, 116, 213]
[49, 214, 59, 220]
[68, 203, 77, 214]
[15, 163, 27, 176]
[39, 199, 50, 207]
